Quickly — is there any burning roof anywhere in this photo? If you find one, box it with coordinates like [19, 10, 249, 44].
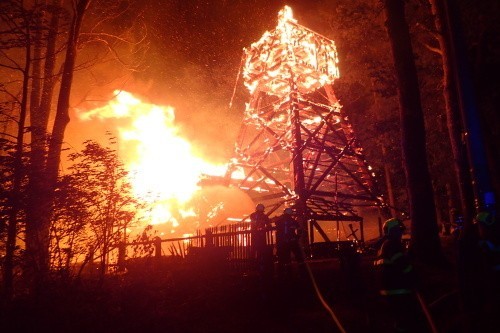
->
[243, 6, 340, 97]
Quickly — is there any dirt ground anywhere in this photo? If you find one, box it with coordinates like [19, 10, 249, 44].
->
[2, 235, 467, 333]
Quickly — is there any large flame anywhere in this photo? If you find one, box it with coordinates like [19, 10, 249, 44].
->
[78, 91, 227, 233]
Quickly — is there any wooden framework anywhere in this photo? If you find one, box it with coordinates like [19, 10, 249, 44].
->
[203, 7, 387, 244]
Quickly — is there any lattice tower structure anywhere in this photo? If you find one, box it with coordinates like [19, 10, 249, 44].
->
[214, 7, 387, 242]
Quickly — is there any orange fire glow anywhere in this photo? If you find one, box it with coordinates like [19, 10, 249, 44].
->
[243, 5, 339, 98]
[77, 90, 227, 233]
[72, 6, 341, 237]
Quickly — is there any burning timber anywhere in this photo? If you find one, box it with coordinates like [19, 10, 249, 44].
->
[201, 6, 388, 244]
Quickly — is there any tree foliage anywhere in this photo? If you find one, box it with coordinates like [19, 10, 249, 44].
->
[51, 138, 143, 279]
[0, 0, 149, 297]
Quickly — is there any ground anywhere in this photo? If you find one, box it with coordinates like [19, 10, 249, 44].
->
[2, 235, 466, 333]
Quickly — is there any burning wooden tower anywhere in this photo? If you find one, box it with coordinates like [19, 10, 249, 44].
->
[208, 6, 387, 244]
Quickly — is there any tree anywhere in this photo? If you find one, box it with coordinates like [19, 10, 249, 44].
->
[20, 0, 91, 296]
[328, 0, 408, 216]
[0, 0, 148, 297]
[0, 0, 38, 300]
[0, 0, 146, 296]
[424, 0, 474, 232]
[50, 173, 90, 280]
[52, 138, 142, 281]
[382, 0, 442, 264]
[424, 1, 499, 328]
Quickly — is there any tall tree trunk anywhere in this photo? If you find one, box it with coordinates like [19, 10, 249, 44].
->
[29, 0, 62, 175]
[440, 1, 496, 223]
[383, 0, 442, 264]
[30, 13, 42, 115]
[25, 0, 90, 293]
[381, 145, 397, 217]
[3, 24, 31, 302]
[434, 1, 498, 329]
[428, 0, 475, 232]
[25, 0, 63, 287]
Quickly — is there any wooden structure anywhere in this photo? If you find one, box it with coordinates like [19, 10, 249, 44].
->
[202, 6, 388, 245]
[118, 222, 360, 272]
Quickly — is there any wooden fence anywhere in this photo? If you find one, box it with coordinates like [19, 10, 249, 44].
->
[115, 222, 365, 273]
[116, 222, 275, 271]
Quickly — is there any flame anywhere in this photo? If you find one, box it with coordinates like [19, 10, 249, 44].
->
[243, 5, 339, 97]
[78, 90, 226, 232]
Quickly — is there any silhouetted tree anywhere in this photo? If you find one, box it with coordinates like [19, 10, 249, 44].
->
[54, 138, 142, 281]
[325, 0, 408, 216]
[382, 0, 442, 264]
[0, 0, 148, 297]
[0, 0, 37, 300]
[426, 0, 474, 230]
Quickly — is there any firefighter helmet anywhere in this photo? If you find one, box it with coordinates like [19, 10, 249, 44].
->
[383, 218, 405, 235]
[255, 203, 265, 212]
[284, 207, 293, 215]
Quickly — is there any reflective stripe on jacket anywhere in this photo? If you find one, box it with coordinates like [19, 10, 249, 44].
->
[374, 238, 415, 296]
[379, 288, 412, 296]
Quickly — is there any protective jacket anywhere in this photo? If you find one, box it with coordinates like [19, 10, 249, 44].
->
[275, 214, 300, 243]
[274, 214, 304, 266]
[374, 237, 415, 296]
[250, 211, 271, 249]
[479, 239, 500, 272]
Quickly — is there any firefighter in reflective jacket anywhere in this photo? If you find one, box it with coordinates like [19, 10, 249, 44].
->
[476, 211, 500, 274]
[275, 207, 304, 277]
[475, 210, 500, 330]
[374, 218, 421, 332]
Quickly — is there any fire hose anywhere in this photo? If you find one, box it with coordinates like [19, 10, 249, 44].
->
[300, 246, 347, 333]
[416, 291, 439, 333]
[298, 240, 439, 333]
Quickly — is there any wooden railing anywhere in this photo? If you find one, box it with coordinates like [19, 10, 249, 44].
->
[116, 222, 363, 272]
[116, 222, 275, 270]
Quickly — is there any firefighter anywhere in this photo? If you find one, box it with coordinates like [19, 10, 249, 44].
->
[274, 207, 304, 278]
[374, 218, 424, 332]
[476, 211, 499, 265]
[474, 210, 500, 330]
[250, 203, 273, 282]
